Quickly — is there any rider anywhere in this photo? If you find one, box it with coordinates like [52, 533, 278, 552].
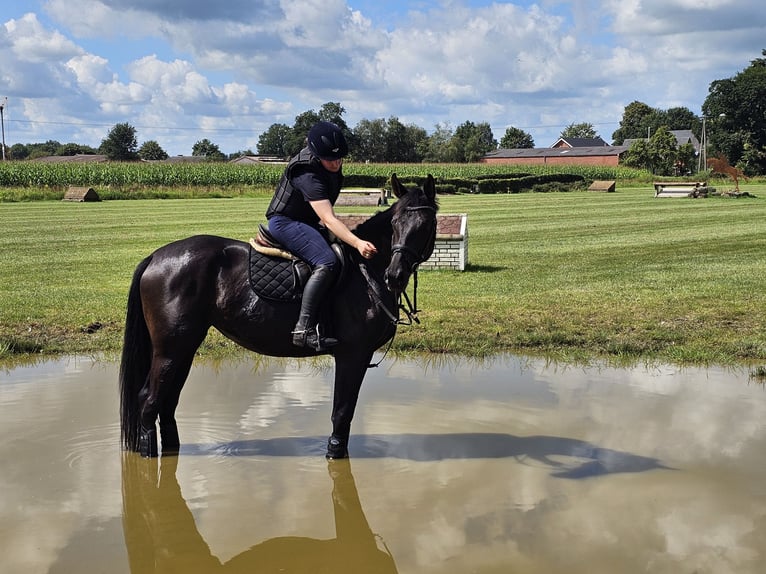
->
[266, 121, 378, 352]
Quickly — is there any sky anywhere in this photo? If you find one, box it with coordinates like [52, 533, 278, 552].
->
[1, 0, 764, 156]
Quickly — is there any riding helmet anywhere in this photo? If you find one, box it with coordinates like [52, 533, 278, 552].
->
[307, 121, 348, 160]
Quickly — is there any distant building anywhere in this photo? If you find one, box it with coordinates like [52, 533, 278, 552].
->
[551, 137, 609, 148]
[229, 155, 287, 165]
[34, 154, 107, 163]
[157, 155, 208, 164]
[481, 136, 627, 167]
[623, 130, 700, 153]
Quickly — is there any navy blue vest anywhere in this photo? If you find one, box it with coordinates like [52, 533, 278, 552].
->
[265, 147, 343, 225]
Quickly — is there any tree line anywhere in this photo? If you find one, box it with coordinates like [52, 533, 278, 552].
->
[4, 49, 765, 175]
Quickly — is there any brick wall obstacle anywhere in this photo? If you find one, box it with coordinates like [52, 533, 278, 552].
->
[336, 213, 468, 271]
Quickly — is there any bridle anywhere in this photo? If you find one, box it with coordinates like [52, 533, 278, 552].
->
[391, 205, 438, 272]
[358, 203, 437, 367]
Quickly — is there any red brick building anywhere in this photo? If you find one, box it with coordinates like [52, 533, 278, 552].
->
[481, 137, 628, 167]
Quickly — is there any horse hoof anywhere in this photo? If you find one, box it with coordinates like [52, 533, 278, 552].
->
[325, 436, 348, 459]
[139, 427, 159, 458]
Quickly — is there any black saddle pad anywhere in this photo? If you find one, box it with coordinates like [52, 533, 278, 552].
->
[248, 248, 311, 301]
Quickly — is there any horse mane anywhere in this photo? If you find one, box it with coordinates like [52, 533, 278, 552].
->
[351, 206, 394, 244]
[351, 182, 439, 242]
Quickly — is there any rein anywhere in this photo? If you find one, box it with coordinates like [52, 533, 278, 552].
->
[357, 260, 422, 369]
[358, 204, 436, 368]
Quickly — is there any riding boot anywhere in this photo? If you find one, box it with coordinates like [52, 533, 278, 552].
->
[292, 264, 339, 351]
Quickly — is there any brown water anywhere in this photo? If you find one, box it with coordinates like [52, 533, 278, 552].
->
[1, 355, 765, 573]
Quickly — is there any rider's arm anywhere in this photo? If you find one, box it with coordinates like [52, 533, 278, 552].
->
[310, 199, 378, 259]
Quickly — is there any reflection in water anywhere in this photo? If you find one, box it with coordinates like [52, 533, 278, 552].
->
[3, 355, 766, 573]
[121, 453, 397, 573]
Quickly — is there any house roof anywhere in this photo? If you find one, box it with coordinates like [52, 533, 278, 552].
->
[484, 145, 629, 160]
[229, 155, 287, 165]
[160, 155, 209, 163]
[623, 130, 700, 151]
[552, 137, 609, 148]
[34, 154, 107, 163]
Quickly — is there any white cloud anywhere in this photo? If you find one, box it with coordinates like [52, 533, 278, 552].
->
[1, 0, 764, 153]
[5, 12, 82, 62]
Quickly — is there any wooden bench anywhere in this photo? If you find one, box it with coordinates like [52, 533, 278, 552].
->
[654, 182, 708, 198]
[335, 188, 388, 206]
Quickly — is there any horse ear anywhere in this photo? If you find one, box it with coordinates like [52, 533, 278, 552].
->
[424, 174, 436, 202]
[390, 173, 405, 199]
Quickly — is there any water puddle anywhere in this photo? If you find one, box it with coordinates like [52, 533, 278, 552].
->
[1, 355, 765, 573]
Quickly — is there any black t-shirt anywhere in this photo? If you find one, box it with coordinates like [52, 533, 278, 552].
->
[282, 167, 342, 225]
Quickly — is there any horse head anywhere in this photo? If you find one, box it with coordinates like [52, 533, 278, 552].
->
[384, 173, 438, 293]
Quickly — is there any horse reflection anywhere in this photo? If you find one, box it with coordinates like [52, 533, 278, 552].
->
[121, 454, 397, 573]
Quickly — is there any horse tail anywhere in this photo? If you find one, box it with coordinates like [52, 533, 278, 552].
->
[119, 255, 153, 452]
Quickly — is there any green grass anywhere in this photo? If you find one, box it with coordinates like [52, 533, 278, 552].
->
[1, 183, 766, 366]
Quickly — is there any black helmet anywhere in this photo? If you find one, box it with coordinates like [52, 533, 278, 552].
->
[307, 121, 348, 160]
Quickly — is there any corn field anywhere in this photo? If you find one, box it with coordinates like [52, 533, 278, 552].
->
[0, 160, 650, 191]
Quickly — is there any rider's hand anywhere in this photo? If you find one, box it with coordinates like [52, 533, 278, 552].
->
[357, 240, 377, 259]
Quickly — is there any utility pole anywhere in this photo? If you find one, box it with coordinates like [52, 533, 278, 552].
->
[0, 97, 6, 161]
[698, 116, 707, 173]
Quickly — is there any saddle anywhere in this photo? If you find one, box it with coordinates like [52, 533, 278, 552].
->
[248, 224, 346, 301]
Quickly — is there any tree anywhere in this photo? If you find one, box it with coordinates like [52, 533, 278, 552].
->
[353, 118, 388, 162]
[257, 123, 292, 157]
[703, 49, 766, 174]
[317, 102, 353, 155]
[621, 125, 686, 175]
[58, 142, 97, 156]
[284, 103, 353, 158]
[287, 110, 321, 157]
[26, 140, 62, 159]
[449, 121, 497, 162]
[611, 101, 655, 144]
[664, 107, 698, 132]
[352, 117, 426, 163]
[9, 143, 28, 160]
[613, 102, 700, 146]
[421, 123, 454, 163]
[192, 138, 225, 160]
[648, 126, 682, 175]
[384, 116, 414, 163]
[138, 140, 169, 161]
[401, 123, 428, 163]
[318, 102, 350, 133]
[500, 126, 534, 149]
[560, 122, 597, 139]
[621, 139, 651, 171]
[100, 123, 138, 161]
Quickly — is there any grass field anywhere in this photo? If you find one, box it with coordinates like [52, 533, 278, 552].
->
[2, 183, 766, 366]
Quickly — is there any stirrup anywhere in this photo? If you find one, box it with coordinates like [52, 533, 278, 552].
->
[292, 326, 338, 351]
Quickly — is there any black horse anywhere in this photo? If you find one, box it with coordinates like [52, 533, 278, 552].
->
[120, 174, 438, 459]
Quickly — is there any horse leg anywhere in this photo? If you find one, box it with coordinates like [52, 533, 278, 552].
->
[327, 352, 374, 459]
[157, 386, 182, 455]
[138, 349, 198, 457]
[158, 366, 194, 455]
